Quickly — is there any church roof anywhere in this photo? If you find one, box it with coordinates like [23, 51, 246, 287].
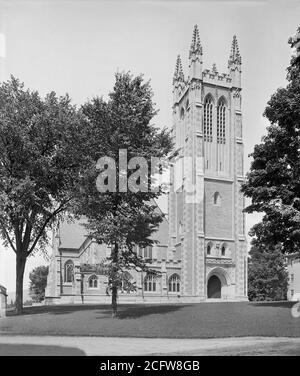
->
[150, 199, 168, 246]
[59, 218, 88, 250]
[58, 200, 169, 251]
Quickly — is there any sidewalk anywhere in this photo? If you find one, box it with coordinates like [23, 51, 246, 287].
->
[0, 335, 300, 355]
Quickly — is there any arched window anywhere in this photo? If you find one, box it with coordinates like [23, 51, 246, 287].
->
[207, 242, 213, 256]
[217, 99, 226, 144]
[207, 244, 211, 255]
[204, 96, 213, 142]
[144, 274, 157, 292]
[144, 246, 152, 260]
[213, 192, 221, 205]
[88, 274, 98, 288]
[64, 260, 74, 283]
[138, 246, 152, 260]
[168, 274, 180, 293]
[221, 244, 227, 257]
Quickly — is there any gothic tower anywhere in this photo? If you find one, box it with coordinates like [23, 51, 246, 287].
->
[168, 25, 248, 301]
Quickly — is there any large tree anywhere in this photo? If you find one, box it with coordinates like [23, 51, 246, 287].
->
[248, 243, 288, 301]
[74, 72, 173, 317]
[242, 28, 300, 255]
[0, 77, 88, 314]
[29, 265, 49, 303]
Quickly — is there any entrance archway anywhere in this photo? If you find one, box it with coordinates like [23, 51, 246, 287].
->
[207, 275, 221, 298]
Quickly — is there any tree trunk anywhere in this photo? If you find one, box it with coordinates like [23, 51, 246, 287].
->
[111, 242, 119, 318]
[15, 253, 26, 315]
[112, 285, 118, 318]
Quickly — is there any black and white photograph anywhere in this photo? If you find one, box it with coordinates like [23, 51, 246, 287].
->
[0, 0, 300, 361]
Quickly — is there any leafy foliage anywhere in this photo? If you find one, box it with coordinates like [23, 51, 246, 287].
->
[0, 76, 88, 255]
[242, 30, 300, 254]
[0, 76, 89, 313]
[248, 244, 288, 301]
[74, 72, 173, 316]
[29, 265, 49, 302]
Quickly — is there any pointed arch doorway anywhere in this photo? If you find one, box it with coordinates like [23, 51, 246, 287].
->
[207, 275, 221, 299]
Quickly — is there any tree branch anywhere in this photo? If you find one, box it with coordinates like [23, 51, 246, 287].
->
[27, 200, 70, 256]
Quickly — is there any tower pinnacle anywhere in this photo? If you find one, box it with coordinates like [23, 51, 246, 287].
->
[228, 35, 241, 88]
[189, 24, 202, 58]
[173, 54, 185, 84]
[189, 25, 202, 80]
[228, 35, 241, 67]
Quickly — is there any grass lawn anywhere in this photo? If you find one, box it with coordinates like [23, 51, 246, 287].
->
[1, 301, 299, 338]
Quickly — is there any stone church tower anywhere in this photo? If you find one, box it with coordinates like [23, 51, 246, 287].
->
[168, 25, 248, 301]
[45, 25, 248, 304]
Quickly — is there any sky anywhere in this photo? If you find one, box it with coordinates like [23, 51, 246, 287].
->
[0, 0, 299, 294]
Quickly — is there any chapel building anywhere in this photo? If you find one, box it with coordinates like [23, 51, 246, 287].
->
[45, 25, 248, 304]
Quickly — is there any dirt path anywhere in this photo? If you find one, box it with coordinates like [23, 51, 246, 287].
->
[0, 335, 300, 356]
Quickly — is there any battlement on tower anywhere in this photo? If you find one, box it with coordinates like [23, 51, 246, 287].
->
[202, 69, 232, 84]
[173, 25, 242, 105]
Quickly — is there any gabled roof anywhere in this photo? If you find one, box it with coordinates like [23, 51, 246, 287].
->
[150, 199, 168, 246]
[59, 218, 88, 250]
[58, 200, 169, 251]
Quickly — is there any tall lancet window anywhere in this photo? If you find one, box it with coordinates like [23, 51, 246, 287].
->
[217, 98, 226, 172]
[204, 97, 213, 142]
[203, 96, 213, 170]
[179, 107, 185, 149]
[64, 260, 74, 283]
[217, 99, 226, 144]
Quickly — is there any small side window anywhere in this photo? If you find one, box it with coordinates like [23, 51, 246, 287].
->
[213, 192, 221, 205]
